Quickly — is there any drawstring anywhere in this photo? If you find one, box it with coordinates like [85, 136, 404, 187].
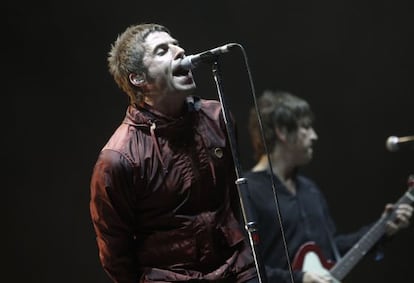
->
[209, 159, 216, 186]
[150, 122, 168, 174]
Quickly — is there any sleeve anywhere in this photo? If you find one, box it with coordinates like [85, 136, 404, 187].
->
[334, 219, 388, 262]
[320, 193, 380, 259]
[313, 186, 385, 265]
[334, 224, 373, 255]
[89, 149, 140, 283]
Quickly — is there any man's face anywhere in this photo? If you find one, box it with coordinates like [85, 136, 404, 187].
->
[288, 120, 318, 166]
[141, 31, 196, 99]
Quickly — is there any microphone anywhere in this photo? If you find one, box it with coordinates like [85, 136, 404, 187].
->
[180, 43, 237, 70]
[385, 135, 414, 152]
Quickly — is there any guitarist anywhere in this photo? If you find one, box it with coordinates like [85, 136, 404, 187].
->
[244, 90, 413, 283]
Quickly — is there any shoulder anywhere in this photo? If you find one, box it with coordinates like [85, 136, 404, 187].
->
[93, 148, 133, 174]
[243, 170, 271, 189]
[244, 170, 264, 179]
[297, 174, 323, 195]
[104, 123, 134, 150]
[97, 123, 141, 167]
[199, 98, 222, 119]
[197, 98, 237, 133]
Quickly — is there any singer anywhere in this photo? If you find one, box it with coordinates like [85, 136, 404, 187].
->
[89, 23, 258, 283]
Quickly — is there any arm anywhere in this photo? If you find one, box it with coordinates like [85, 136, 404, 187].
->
[315, 191, 372, 256]
[334, 203, 412, 263]
[90, 149, 140, 283]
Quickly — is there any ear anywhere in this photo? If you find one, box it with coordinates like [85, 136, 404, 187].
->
[129, 73, 145, 86]
[275, 127, 288, 143]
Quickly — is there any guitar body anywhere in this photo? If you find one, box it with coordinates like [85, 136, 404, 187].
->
[292, 242, 339, 282]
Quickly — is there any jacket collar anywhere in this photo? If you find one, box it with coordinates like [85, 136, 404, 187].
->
[123, 96, 201, 136]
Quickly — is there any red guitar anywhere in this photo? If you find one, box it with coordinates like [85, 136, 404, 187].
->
[292, 175, 414, 283]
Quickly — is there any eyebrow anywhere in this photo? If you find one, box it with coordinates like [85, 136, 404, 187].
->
[299, 118, 312, 127]
[152, 39, 180, 54]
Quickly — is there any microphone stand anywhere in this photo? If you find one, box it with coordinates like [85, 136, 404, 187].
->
[211, 60, 268, 283]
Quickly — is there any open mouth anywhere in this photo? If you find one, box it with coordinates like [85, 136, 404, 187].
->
[172, 59, 192, 77]
[172, 65, 190, 77]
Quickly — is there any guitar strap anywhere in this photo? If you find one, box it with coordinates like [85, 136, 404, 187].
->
[324, 223, 341, 262]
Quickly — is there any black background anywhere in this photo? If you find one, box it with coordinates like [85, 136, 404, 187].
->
[8, 1, 413, 282]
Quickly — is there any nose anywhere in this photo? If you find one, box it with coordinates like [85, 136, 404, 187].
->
[172, 44, 185, 59]
[310, 127, 318, 141]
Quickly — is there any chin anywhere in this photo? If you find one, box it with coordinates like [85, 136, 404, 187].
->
[179, 83, 197, 93]
[300, 154, 313, 165]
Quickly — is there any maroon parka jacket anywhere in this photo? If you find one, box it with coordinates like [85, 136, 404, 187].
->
[90, 97, 256, 283]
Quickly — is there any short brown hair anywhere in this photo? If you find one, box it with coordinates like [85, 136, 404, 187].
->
[107, 23, 170, 103]
[248, 90, 314, 160]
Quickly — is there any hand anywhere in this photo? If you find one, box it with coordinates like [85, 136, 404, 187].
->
[383, 203, 413, 236]
[302, 271, 333, 283]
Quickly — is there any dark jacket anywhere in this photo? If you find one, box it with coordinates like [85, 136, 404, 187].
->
[90, 97, 256, 283]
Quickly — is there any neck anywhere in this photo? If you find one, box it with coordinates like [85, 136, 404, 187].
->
[252, 151, 296, 183]
[144, 94, 188, 118]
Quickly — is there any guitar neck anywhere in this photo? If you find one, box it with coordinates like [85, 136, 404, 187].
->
[330, 186, 414, 281]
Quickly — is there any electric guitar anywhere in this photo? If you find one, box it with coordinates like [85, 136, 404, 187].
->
[291, 174, 414, 283]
